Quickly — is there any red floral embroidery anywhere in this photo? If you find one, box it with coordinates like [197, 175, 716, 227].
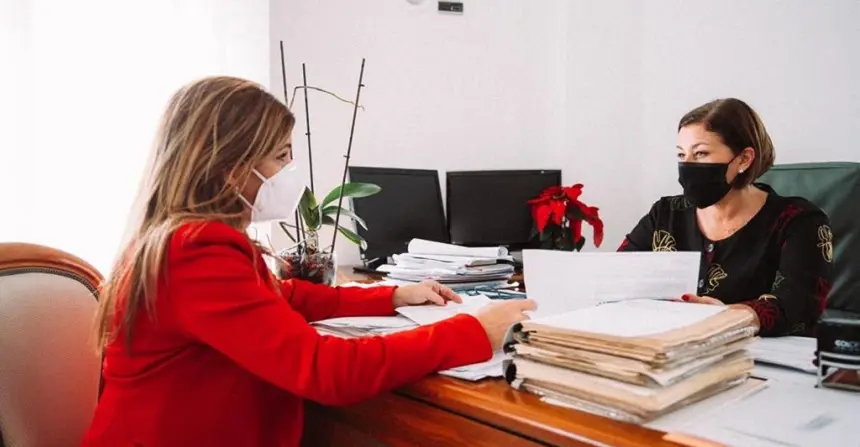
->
[617, 238, 630, 252]
[748, 299, 780, 332]
[771, 203, 802, 234]
[816, 277, 832, 314]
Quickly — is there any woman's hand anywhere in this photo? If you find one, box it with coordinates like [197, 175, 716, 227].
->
[474, 299, 538, 351]
[391, 280, 462, 308]
[681, 294, 761, 331]
[680, 294, 724, 305]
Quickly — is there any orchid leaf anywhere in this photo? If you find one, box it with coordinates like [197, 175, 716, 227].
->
[298, 187, 322, 231]
[320, 183, 381, 209]
[321, 205, 368, 230]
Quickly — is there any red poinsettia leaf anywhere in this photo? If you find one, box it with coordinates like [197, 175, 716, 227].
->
[571, 219, 583, 243]
[569, 198, 588, 215]
[550, 200, 566, 226]
[583, 206, 604, 248]
[527, 195, 551, 205]
[537, 185, 563, 199]
[564, 184, 583, 202]
[532, 203, 553, 233]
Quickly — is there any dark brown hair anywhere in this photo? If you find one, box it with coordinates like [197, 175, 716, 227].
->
[678, 98, 775, 187]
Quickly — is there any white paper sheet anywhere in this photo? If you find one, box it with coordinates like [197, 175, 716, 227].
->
[393, 253, 499, 267]
[522, 250, 701, 318]
[314, 316, 416, 329]
[681, 381, 860, 446]
[339, 281, 388, 288]
[407, 239, 509, 258]
[440, 351, 508, 381]
[530, 299, 724, 338]
[749, 336, 818, 374]
[395, 294, 492, 326]
[752, 364, 821, 387]
[646, 378, 768, 432]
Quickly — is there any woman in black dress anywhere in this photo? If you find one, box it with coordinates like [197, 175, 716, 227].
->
[619, 98, 833, 337]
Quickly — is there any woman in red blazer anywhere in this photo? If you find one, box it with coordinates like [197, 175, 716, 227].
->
[82, 76, 535, 447]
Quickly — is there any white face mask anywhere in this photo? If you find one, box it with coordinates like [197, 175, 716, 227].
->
[239, 162, 307, 223]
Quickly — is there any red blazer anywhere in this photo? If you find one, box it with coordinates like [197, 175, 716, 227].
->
[82, 222, 492, 447]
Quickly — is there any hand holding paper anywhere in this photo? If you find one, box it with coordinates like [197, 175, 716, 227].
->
[474, 299, 538, 351]
[392, 280, 462, 307]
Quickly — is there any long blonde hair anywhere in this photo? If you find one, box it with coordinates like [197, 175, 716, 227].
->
[95, 76, 295, 349]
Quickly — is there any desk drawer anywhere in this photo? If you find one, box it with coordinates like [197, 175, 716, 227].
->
[303, 392, 547, 447]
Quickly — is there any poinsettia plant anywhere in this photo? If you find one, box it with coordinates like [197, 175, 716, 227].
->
[528, 184, 604, 251]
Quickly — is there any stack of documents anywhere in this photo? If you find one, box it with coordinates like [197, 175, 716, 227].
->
[749, 336, 818, 375]
[505, 299, 759, 424]
[313, 294, 507, 381]
[377, 239, 515, 288]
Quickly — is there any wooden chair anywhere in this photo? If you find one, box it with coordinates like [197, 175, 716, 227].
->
[0, 243, 103, 447]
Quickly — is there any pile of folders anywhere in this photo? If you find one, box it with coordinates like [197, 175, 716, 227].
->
[503, 299, 760, 423]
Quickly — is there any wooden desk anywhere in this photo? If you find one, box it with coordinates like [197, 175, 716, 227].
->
[303, 375, 689, 446]
[302, 268, 690, 446]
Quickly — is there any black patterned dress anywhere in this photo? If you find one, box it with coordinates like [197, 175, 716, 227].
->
[618, 184, 833, 337]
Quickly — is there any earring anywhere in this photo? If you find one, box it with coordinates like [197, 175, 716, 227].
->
[739, 169, 745, 174]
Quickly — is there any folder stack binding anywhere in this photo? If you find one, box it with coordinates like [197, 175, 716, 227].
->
[504, 299, 759, 424]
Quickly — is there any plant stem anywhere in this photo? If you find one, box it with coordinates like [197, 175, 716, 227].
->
[302, 63, 315, 194]
[279, 41, 289, 104]
[289, 86, 365, 111]
[279, 41, 303, 244]
[331, 58, 366, 252]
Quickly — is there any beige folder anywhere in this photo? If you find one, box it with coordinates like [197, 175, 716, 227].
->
[511, 353, 754, 421]
[516, 301, 758, 366]
[513, 338, 753, 387]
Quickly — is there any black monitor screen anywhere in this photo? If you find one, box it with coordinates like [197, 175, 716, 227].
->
[447, 170, 562, 249]
[348, 167, 448, 260]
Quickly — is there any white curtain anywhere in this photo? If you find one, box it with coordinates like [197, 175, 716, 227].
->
[0, 0, 271, 274]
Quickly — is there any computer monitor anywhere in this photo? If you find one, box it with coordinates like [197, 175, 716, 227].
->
[348, 167, 449, 262]
[446, 170, 562, 250]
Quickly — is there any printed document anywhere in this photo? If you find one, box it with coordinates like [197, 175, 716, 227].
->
[522, 250, 701, 318]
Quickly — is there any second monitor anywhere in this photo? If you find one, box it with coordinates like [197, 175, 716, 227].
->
[348, 167, 449, 263]
[446, 170, 562, 251]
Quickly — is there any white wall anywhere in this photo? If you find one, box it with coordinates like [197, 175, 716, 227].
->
[1, 0, 271, 274]
[638, 0, 860, 205]
[270, 0, 569, 264]
[271, 0, 860, 265]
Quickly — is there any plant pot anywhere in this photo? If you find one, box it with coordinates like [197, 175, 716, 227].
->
[276, 249, 337, 286]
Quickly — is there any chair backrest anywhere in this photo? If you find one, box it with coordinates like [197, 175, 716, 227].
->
[758, 162, 860, 314]
[0, 243, 103, 447]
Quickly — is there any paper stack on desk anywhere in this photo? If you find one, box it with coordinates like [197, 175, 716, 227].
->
[376, 239, 515, 288]
[313, 294, 506, 381]
[505, 299, 759, 424]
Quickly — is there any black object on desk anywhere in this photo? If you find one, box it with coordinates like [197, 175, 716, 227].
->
[352, 265, 386, 276]
[816, 310, 860, 391]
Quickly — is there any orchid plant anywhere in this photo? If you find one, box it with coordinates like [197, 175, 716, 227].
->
[279, 182, 381, 252]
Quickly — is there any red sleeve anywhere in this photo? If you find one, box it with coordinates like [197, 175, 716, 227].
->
[164, 225, 492, 406]
[279, 280, 398, 322]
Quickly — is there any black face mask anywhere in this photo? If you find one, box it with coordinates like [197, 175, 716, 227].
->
[677, 159, 738, 209]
